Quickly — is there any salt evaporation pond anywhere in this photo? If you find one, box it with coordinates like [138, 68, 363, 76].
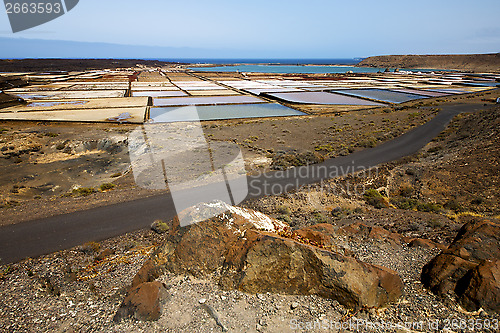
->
[333, 89, 428, 103]
[150, 103, 306, 122]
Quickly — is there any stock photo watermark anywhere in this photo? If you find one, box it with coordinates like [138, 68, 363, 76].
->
[289, 317, 499, 331]
[128, 105, 249, 227]
[128, 105, 377, 227]
[3, 0, 79, 33]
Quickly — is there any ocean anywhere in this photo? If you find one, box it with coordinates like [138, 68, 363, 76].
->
[186, 64, 383, 74]
[158, 58, 363, 65]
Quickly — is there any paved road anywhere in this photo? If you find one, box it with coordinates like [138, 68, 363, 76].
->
[0, 103, 489, 264]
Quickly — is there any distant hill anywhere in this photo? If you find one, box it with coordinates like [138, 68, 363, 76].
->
[0, 59, 181, 72]
[357, 53, 500, 72]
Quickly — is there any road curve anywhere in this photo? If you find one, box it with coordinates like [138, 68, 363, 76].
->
[0, 103, 489, 264]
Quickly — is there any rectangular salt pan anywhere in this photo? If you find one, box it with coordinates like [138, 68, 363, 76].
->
[131, 86, 180, 91]
[1, 97, 149, 113]
[153, 95, 265, 106]
[187, 90, 240, 96]
[265, 91, 384, 106]
[0, 107, 146, 123]
[332, 89, 427, 103]
[150, 103, 306, 122]
[390, 88, 449, 97]
[12, 90, 126, 100]
[177, 86, 226, 91]
[132, 91, 187, 97]
[242, 88, 304, 95]
[425, 89, 468, 94]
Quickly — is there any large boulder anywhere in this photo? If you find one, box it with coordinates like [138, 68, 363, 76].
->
[113, 281, 167, 322]
[421, 218, 500, 314]
[238, 234, 403, 309]
[455, 260, 500, 314]
[114, 259, 165, 322]
[131, 259, 162, 289]
[154, 201, 403, 309]
[421, 253, 478, 295]
[158, 201, 287, 275]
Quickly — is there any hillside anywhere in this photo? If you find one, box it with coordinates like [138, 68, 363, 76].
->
[357, 53, 500, 72]
[0, 59, 181, 72]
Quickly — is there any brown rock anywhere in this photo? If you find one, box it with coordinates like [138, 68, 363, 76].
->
[168, 216, 251, 275]
[114, 281, 167, 322]
[293, 223, 337, 248]
[155, 202, 403, 309]
[237, 236, 323, 296]
[131, 259, 162, 289]
[421, 218, 500, 310]
[237, 235, 403, 309]
[160, 201, 286, 275]
[456, 260, 500, 314]
[421, 253, 478, 295]
[338, 222, 405, 246]
[447, 218, 500, 262]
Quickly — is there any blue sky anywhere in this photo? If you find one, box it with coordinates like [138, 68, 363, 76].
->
[1, 0, 499, 58]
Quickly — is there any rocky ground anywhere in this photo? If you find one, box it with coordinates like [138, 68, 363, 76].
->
[0, 204, 498, 332]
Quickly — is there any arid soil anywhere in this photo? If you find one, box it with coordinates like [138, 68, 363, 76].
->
[357, 53, 500, 72]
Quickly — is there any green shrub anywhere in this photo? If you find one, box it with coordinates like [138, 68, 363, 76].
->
[0, 265, 12, 280]
[444, 199, 462, 212]
[277, 215, 292, 224]
[391, 197, 442, 213]
[399, 184, 413, 197]
[363, 189, 389, 209]
[271, 150, 325, 170]
[314, 143, 335, 152]
[417, 202, 442, 213]
[311, 211, 328, 224]
[151, 220, 169, 234]
[99, 183, 115, 192]
[276, 205, 291, 215]
[72, 187, 96, 197]
[391, 197, 419, 210]
[359, 137, 377, 148]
